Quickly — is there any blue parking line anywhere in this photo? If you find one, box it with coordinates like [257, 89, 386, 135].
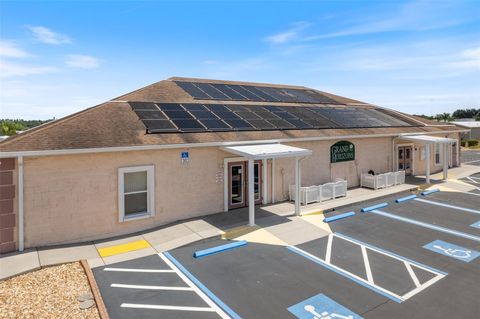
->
[193, 240, 247, 258]
[323, 211, 355, 223]
[414, 198, 480, 215]
[163, 251, 242, 319]
[286, 246, 403, 303]
[334, 233, 448, 276]
[370, 210, 480, 243]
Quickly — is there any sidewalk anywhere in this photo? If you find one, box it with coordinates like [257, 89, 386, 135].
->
[2, 165, 478, 280]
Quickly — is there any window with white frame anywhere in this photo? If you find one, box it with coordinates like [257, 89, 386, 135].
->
[118, 165, 155, 221]
[434, 143, 443, 165]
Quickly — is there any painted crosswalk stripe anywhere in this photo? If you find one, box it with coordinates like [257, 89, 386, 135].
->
[371, 210, 480, 242]
[104, 267, 175, 273]
[121, 303, 216, 312]
[111, 283, 193, 291]
[414, 198, 480, 215]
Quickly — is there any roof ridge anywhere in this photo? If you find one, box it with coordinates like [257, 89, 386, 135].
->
[111, 79, 165, 101]
[167, 76, 309, 90]
[0, 102, 112, 146]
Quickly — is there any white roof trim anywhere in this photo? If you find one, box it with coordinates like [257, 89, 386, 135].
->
[222, 143, 312, 159]
[398, 134, 457, 144]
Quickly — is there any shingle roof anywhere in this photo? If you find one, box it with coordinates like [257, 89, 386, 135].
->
[0, 77, 460, 153]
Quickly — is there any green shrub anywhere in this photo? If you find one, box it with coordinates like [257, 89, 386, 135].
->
[467, 140, 479, 147]
[461, 141, 466, 147]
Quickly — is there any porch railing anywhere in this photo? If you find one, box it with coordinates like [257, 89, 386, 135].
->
[360, 170, 405, 190]
[289, 178, 347, 206]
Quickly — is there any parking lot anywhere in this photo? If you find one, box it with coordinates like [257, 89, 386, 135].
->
[94, 188, 480, 318]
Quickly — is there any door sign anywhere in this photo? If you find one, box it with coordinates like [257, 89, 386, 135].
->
[423, 240, 480, 262]
[288, 293, 363, 319]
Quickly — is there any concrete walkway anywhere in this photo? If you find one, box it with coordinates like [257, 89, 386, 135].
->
[2, 165, 478, 280]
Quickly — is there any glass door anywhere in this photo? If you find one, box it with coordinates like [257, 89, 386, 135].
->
[398, 146, 412, 175]
[229, 162, 245, 209]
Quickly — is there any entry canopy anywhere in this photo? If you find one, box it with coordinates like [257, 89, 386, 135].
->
[223, 143, 312, 159]
[398, 134, 457, 144]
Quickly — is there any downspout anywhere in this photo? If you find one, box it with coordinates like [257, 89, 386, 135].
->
[18, 156, 24, 251]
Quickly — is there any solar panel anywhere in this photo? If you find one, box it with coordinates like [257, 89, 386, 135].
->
[230, 85, 263, 100]
[199, 119, 231, 130]
[135, 110, 167, 120]
[130, 102, 159, 110]
[245, 86, 279, 101]
[163, 110, 194, 119]
[175, 82, 211, 99]
[171, 119, 205, 131]
[211, 84, 248, 100]
[222, 118, 253, 130]
[142, 119, 177, 132]
[129, 102, 418, 133]
[194, 83, 231, 100]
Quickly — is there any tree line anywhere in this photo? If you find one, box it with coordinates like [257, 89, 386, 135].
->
[414, 108, 480, 122]
[1, 119, 54, 136]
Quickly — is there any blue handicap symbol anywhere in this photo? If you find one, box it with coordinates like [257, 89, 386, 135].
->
[288, 293, 363, 319]
[470, 221, 480, 229]
[423, 240, 480, 262]
[181, 151, 189, 159]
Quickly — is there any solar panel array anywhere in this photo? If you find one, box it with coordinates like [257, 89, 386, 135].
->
[174, 81, 339, 104]
[130, 102, 418, 133]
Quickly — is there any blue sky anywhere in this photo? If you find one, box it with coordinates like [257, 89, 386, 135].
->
[0, 0, 479, 120]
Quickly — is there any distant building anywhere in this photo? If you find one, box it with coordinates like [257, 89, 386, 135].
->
[451, 121, 480, 139]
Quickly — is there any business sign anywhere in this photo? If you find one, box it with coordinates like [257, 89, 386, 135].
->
[330, 141, 355, 163]
[288, 293, 363, 319]
[423, 240, 480, 262]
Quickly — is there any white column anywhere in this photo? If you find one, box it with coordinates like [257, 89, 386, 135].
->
[18, 156, 24, 252]
[262, 159, 267, 205]
[271, 158, 275, 204]
[443, 143, 448, 180]
[295, 157, 301, 216]
[425, 144, 430, 184]
[248, 159, 255, 226]
[223, 160, 228, 212]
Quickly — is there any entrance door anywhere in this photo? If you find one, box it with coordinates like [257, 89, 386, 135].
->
[398, 146, 413, 175]
[228, 161, 262, 209]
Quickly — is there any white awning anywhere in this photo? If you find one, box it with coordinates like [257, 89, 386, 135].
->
[222, 143, 312, 159]
[398, 134, 457, 144]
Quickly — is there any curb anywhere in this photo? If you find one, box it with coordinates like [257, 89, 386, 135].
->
[80, 259, 110, 319]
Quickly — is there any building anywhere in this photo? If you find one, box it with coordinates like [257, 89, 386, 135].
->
[451, 121, 480, 140]
[0, 77, 467, 253]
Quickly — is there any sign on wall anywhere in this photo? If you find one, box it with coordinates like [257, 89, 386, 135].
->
[181, 151, 189, 164]
[330, 141, 355, 163]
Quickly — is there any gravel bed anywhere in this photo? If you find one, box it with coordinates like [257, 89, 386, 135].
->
[0, 262, 100, 319]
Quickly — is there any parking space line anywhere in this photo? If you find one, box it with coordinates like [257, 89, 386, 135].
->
[371, 210, 480, 242]
[361, 245, 374, 284]
[160, 252, 238, 319]
[414, 198, 480, 215]
[111, 283, 193, 291]
[404, 262, 420, 288]
[467, 177, 479, 184]
[104, 267, 175, 273]
[401, 275, 444, 300]
[121, 303, 216, 312]
[325, 234, 333, 263]
[287, 245, 404, 303]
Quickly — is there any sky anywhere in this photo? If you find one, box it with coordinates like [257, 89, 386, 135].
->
[0, 0, 479, 120]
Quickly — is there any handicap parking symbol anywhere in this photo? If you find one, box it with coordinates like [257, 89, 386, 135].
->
[423, 240, 480, 262]
[288, 293, 363, 319]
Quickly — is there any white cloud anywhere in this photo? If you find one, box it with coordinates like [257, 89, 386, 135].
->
[0, 41, 30, 58]
[203, 59, 218, 65]
[65, 54, 101, 69]
[265, 22, 310, 44]
[27, 26, 72, 44]
[445, 47, 480, 70]
[0, 60, 59, 78]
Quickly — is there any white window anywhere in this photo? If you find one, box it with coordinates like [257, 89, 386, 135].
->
[118, 165, 155, 222]
[434, 143, 443, 165]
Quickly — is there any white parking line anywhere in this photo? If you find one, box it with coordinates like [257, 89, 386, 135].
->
[111, 283, 193, 291]
[121, 303, 216, 312]
[404, 262, 421, 288]
[104, 267, 175, 273]
[414, 198, 480, 215]
[467, 177, 479, 184]
[325, 234, 333, 263]
[361, 245, 374, 284]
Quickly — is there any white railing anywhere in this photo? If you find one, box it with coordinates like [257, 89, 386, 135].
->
[360, 171, 405, 190]
[289, 179, 347, 206]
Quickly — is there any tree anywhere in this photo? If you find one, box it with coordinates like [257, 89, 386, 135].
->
[435, 113, 453, 122]
[1, 121, 26, 136]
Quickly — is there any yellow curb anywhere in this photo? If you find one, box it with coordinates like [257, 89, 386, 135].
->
[97, 239, 151, 257]
[220, 225, 260, 240]
[300, 210, 324, 216]
[301, 214, 332, 234]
